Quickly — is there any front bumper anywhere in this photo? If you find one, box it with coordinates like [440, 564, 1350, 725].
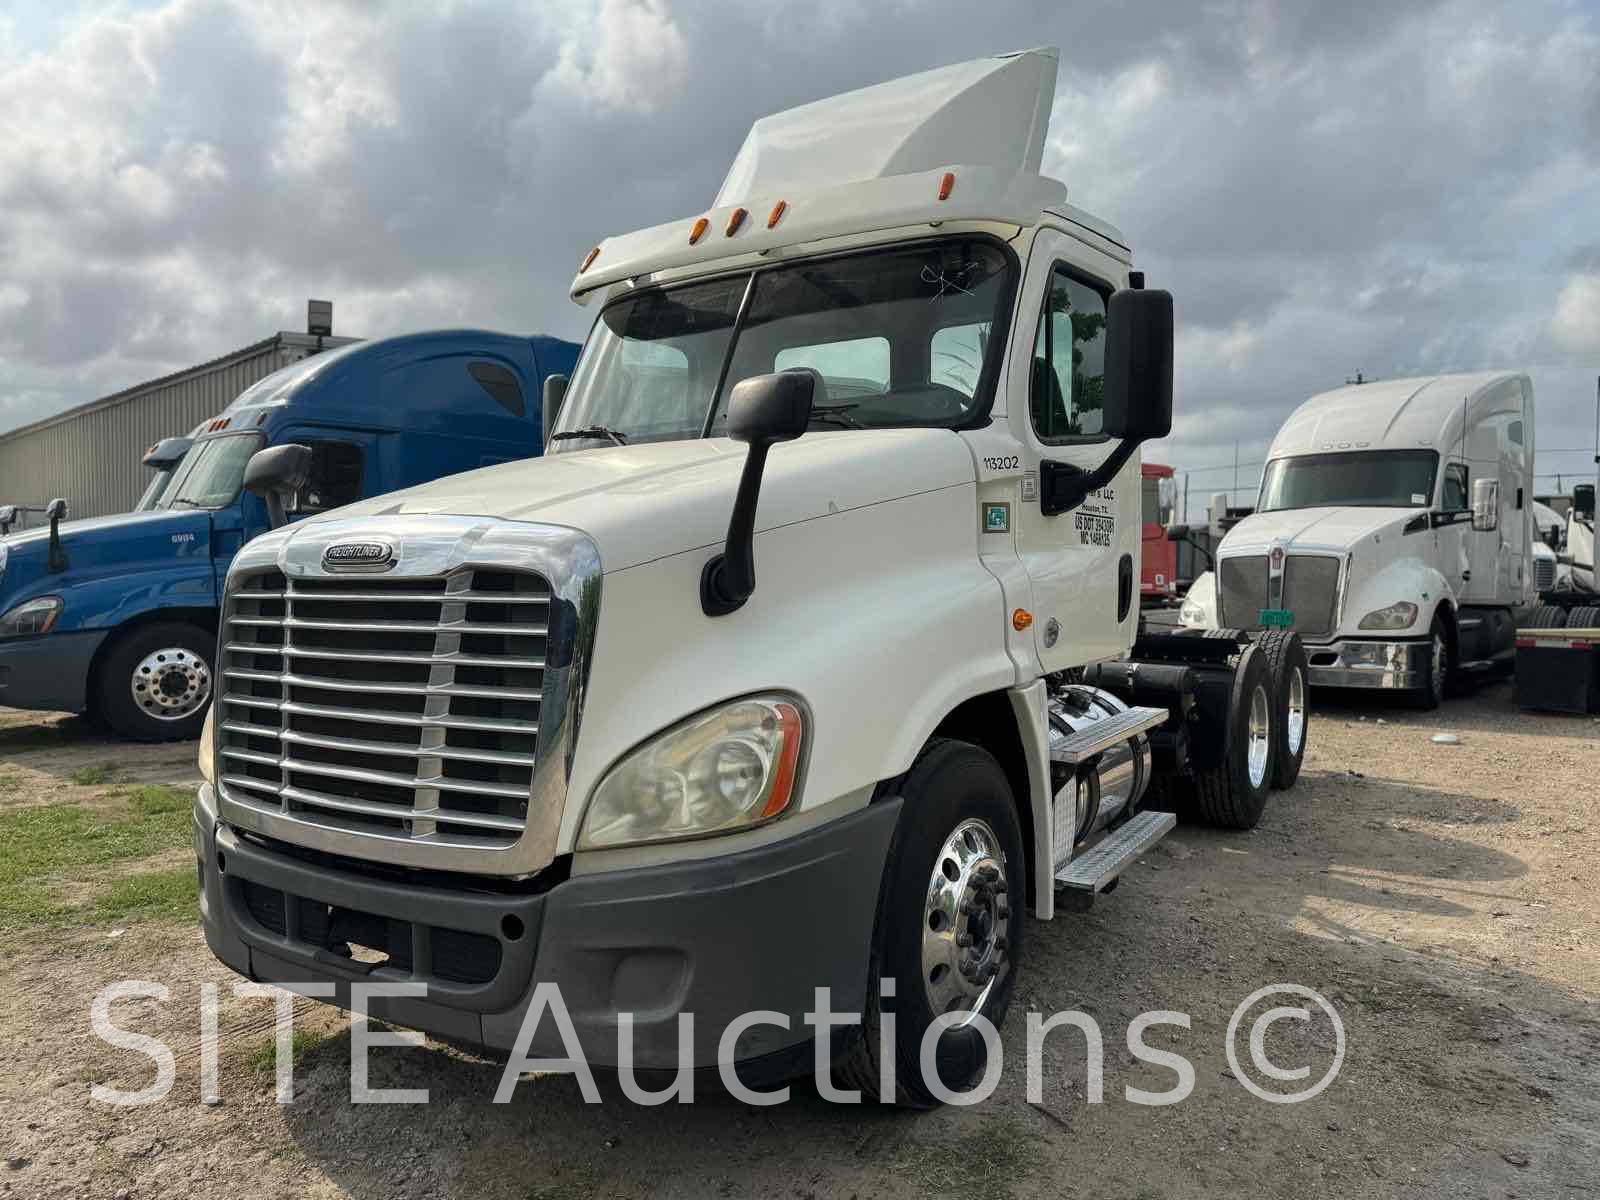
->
[1304, 636, 1431, 690]
[195, 783, 899, 1072]
[0, 629, 108, 713]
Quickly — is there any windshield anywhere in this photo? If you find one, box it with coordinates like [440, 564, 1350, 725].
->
[553, 237, 1016, 449]
[136, 466, 178, 512]
[1259, 450, 1440, 512]
[160, 434, 263, 510]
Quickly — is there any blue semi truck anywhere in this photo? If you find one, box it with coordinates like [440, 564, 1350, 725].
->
[0, 329, 578, 740]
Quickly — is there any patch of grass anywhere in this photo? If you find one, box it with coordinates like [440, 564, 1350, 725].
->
[0, 771, 21, 794]
[0, 785, 194, 932]
[70, 762, 118, 786]
[892, 1124, 1042, 1199]
[247, 1027, 328, 1079]
[90, 866, 199, 924]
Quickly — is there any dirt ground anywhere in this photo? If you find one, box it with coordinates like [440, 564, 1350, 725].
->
[1, 683, 1596, 1200]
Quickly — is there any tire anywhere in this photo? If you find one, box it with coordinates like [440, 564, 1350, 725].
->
[94, 621, 215, 741]
[1255, 630, 1309, 789]
[1527, 605, 1569, 629]
[1193, 642, 1276, 829]
[1567, 606, 1600, 630]
[1406, 616, 1450, 710]
[833, 739, 1025, 1107]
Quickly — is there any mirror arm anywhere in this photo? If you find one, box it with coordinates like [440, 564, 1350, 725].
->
[700, 444, 772, 616]
[1041, 439, 1141, 517]
[46, 499, 68, 573]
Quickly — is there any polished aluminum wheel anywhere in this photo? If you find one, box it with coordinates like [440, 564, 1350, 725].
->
[1246, 682, 1271, 789]
[131, 646, 210, 722]
[1285, 666, 1307, 756]
[921, 817, 1009, 1025]
[1429, 630, 1447, 700]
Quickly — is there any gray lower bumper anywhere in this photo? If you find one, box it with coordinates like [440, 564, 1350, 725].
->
[1304, 637, 1431, 690]
[0, 629, 108, 713]
[195, 783, 899, 1072]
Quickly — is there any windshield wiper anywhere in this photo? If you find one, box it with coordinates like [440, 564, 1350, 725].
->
[807, 403, 867, 430]
[550, 426, 628, 447]
[168, 497, 203, 508]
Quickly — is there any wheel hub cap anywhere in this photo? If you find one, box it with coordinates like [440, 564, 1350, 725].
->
[131, 647, 210, 722]
[921, 817, 1009, 1026]
[1246, 683, 1271, 789]
[1286, 667, 1306, 756]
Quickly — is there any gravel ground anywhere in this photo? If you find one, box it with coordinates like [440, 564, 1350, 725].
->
[1, 683, 1596, 1199]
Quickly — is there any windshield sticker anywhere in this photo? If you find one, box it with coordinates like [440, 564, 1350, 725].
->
[1074, 486, 1116, 548]
[1411, 493, 1426, 504]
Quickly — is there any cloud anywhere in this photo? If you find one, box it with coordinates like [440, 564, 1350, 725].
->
[0, 0, 1595, 507]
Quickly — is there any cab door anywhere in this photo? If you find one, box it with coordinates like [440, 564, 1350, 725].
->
[1008, 229, 1140, 671]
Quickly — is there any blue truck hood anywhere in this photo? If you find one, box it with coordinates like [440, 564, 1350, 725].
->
[0, 509, 214, 612]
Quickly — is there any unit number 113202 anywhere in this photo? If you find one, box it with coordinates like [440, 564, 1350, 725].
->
[982, 456, 1020, 472]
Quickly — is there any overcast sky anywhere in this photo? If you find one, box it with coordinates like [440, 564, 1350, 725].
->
[2, 0, 1597, 511]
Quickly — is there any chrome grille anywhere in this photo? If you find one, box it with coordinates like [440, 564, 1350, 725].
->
[1217, 553, 1341, 638]
[1534, 556, 1556, 591]
[217, 568, 549, 848]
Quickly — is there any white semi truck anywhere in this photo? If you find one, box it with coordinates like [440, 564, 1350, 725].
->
[194, 50, 1309, 1104]
[1180, 372, 1535, 708]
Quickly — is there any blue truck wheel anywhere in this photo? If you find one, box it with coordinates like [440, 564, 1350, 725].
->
[95, 621, 214, 741]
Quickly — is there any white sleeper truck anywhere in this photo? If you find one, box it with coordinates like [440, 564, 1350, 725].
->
[1180, 372, 1535, 709]
[195, 49, 1308, 1104]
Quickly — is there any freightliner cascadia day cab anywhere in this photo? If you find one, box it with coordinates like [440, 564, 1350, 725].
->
[0, 330, 577, 741]
[1179, 371, 1535, 708]
[194, 50, 1312, 1105]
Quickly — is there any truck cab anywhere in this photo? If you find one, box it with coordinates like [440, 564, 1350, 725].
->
[134, 431, 198, 513]
[1140, 462, 1178, 603]
[1179, 372, 1534, 707]
[193, 50, 1306, 1106]
[0, 330, 577, 739]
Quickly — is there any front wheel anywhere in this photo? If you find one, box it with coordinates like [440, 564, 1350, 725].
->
[834, 739, 1024, 1107]
[95, 621, 215, 741]
[1408, 617, 1449, 710]
[1256, 630, 1310, 789]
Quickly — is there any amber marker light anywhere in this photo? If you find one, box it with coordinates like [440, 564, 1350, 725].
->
[1012, 608, 1033, 632]
[689, 217, 709, 245]
[579, 246, 600, 272]
[725, 207, 748, 236]
[938, 171, 955, 200]
[759, 701, 805, 819]
[766, 199, 787, 229]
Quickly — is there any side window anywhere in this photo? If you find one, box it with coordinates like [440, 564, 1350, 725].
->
[468, 362, 525, 418]
[930, 322, 990, 397]
[1030, 268, 1108, 442]
[294, 441, 366, 514]
[1441, 463, 1469, 511]
[774, 336, 889, 397]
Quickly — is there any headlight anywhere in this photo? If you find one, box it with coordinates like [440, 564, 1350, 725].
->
[1358, 601, 1418, 631]
[1179, 599, 1206, 625]
[199, 704, 216, 785]
[0, 595, 63, 639]
[579, 695, 805, 850]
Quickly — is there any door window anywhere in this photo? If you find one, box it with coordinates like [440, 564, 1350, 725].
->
[1030, 268, 1108, 442]
[292, 441, 366, 514]
[1441, 463, 1469, 511]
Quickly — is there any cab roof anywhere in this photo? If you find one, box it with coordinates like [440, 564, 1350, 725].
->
[1268, 371, 1531, 460]
[571, 49, 1096, 303]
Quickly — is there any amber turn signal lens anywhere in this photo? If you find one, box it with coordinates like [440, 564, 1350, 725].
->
[1012, 608, 1033, 632]
[579, 246, 600, 273]
[725, 207, 748, 236]
[689, 217, 709, 245]
[766, 200, 787, 229]
[938, 171, 955, 200]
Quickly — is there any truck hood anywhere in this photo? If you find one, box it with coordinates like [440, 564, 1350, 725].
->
[1219, 506, 1416, 556]
[309, 430, 977, 573]
[0, 508, 213, 604]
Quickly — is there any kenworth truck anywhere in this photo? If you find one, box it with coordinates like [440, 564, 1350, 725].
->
[0, 330, 576, 741]
[194, 50, 1309, 1105]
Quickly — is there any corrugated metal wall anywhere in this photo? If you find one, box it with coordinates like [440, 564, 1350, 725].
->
[0, 338, 298, 520]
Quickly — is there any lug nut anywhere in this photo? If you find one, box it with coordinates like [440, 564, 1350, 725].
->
[956, 933, 973, 948]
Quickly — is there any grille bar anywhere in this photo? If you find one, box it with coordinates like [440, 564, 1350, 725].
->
[223, 643, 547, 671]
[261, 589, 550, 604]
[221, 722, 537, 768]
[231, 616, 549, 636]
[221, 696, 538, 735]
[222, 777, 524, 835]
[223, 666, 542, 702]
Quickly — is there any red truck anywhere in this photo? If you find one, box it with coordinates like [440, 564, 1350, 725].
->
[1141, 462, 1178, 604]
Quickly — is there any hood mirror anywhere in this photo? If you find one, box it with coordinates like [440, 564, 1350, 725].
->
[46, 498, 69, 572]
[0, 504, 15, 536]
[1471, 478, 1500, 532]
[542, 375, 568, 449]
[243, 444, 314, 530]
[700, 369, 814, 616]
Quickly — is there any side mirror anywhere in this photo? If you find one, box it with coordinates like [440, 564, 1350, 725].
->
[46, 498, 69, 571]
[0, 504, 16, 534]
[541, 374, 568, 449]
[243, 444, 314, 530]
[1471, 478, 1500, 532]
[1544, 524, 1561, 551]
[700, 369, 814, 616]
[1576, 484, 1595, 521]
[1039, 287, 1173, 517]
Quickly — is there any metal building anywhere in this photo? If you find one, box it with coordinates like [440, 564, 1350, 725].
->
[0, 330, 352, 521]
